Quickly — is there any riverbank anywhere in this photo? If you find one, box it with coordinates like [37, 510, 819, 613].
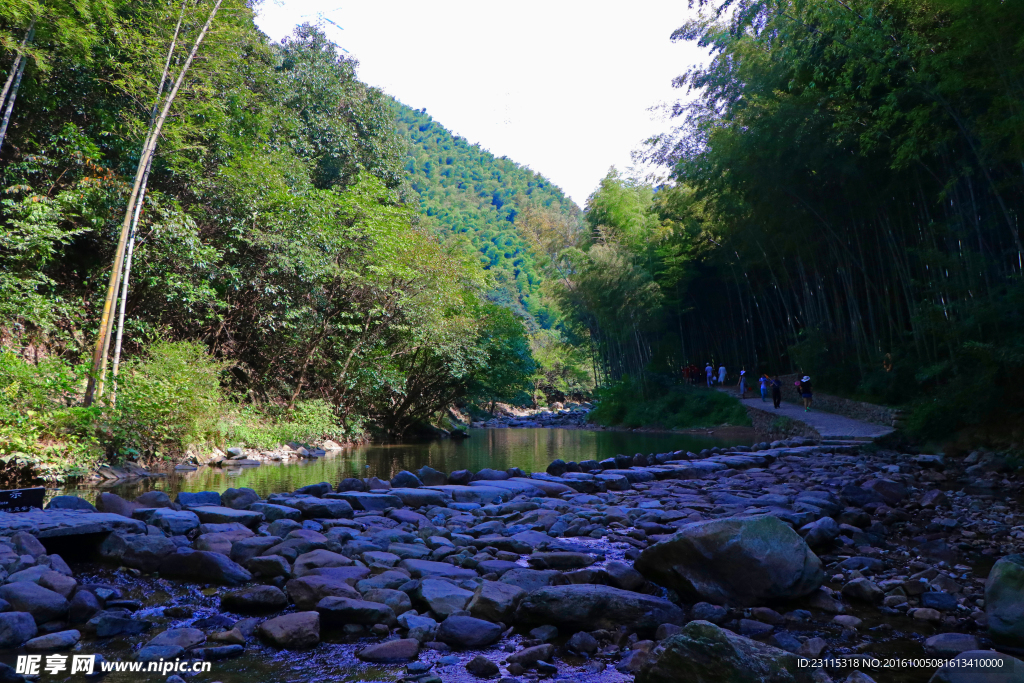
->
[0, 436, 1021, 683]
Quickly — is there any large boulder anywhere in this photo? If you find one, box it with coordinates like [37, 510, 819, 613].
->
[514, 584, 683, 636]
[158, 549, 251, 586]
[0, 612, 37, 648]
[414, 579, 474, 618]
[634, 515, 823, 607]
[258, 612, 319, 649]
[122, 535, 177, 573]
[316, 596, 397, 627]
[985, 554, 1024, 647]
[636, 620, 808, 683]
[471, 581, 525, 622]
[0, 583, 69, 624]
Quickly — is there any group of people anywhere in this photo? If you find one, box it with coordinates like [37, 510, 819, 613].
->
[749, 372, 815, 411]
[682, 362, 815, 411]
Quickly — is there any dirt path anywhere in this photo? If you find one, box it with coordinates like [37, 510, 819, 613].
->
[719, 387, 895, 440]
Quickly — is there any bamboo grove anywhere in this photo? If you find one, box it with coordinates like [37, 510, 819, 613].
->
[545, 0, 1024, 442]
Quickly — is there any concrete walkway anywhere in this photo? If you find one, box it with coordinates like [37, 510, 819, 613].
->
[718, 387, 894, 441]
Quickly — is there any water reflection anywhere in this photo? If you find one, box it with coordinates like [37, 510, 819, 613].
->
[60, 428, 752, 502]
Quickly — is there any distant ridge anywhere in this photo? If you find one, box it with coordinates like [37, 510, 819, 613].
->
[392, 100, 579, 329]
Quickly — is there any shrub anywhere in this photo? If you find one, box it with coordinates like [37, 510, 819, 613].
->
[231, 400, 353, 450]
[0, 349, 102, 475]
[112, 340, 229, 457]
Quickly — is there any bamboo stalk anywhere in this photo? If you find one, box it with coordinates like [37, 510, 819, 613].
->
[0, 25, 34, 153]
[85, 0, 224, 406]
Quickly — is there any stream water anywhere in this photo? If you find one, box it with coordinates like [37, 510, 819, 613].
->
[57, 428, 753, 502]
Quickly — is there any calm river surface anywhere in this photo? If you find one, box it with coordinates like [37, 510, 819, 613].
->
[59, 427, 753, 502]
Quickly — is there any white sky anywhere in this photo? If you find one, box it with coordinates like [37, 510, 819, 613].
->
[255, 1, 710, 208]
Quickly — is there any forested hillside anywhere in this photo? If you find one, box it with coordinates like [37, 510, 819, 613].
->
[0, 2, 535, 473]
[394, 103, 579, 329]
[550, 0, 1024, 445]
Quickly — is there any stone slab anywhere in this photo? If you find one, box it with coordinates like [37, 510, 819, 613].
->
[0, 510, 146, 538]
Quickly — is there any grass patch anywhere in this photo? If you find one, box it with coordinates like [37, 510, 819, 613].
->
[590, 376, 751, 429]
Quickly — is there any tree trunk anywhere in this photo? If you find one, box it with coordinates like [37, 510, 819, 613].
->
[0, 24, 34, 153]
[85, 0, 223, 406]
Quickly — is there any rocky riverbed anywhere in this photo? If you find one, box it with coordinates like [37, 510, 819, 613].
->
[0, 440, 1021, 683]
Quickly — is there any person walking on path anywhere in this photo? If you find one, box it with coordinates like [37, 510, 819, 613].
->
[771, 376, 782, 408]
[759, 374, 769, 402]
[738, 368, 747, 398]
[706, 363, 714, 387]
[799, 375, 813, 411]
[718, 364, 727, 386]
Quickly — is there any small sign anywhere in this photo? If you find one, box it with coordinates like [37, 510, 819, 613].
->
[0, 487, 45, 513]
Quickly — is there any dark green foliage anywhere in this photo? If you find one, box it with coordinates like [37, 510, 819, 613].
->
[556, 0, 1024, 443]
[589, 375, 750, 430]
[393, 103, 579, 329]
[0, 5, 547, 456]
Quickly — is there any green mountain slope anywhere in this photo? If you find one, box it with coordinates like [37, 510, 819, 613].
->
[393, 101, 579, 329]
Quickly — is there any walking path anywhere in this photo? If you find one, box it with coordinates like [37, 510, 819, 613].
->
[717, 387, 894, 441]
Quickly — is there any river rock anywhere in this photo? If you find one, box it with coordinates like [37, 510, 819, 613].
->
[514, 585, 684, 635]
[399, 559, 477, 580]
[221, 586, 287, 613]
[293, 549, 353, 577]
[86, 610, 151, 637]
[158, 548, 252, 586]
[471, 581, 525, 622]
[248, 555, 290, 578]
[635, 515, 823, 606]
[96, 492, 140, 517]
[0, 583, 69, 624]
[568, 630, 599, 654]
[230, 536, 283, 565]
[391, 471, 423, 488]
[258, 611, 319, 649]
[986, 554, 1024, 647]
[45, 496, 97, 512]
[24, 628, 79, 651]
[417, 466, 448, 486]
[123, 535, 177, 573]
[286, 576, 360, 610]
[222, 488, 261, 510]
[317, 596, 397, 626]
[176, 491, 221, 507]
[437, 615, 502, 648]
[248, 503, 302, 522]
[356, 638, 420, 662]
[499, 568, 567, 592]
[465, 654, 500, 677]
[139, 508, 200, 535]
[361, 588, 412, 616]
[923, 633, 980, 656]
[0, 612, 37, 648]
[69, 589, 101, 624]
[135, 491, 173, 508]
[636, 620, 803, 683]
[799, 517, 840, 548]
[289, 498, 354, 519]
[414, 579, 473, 617]
[147, 627, 205, 650]
[842, 578, 884, 603]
